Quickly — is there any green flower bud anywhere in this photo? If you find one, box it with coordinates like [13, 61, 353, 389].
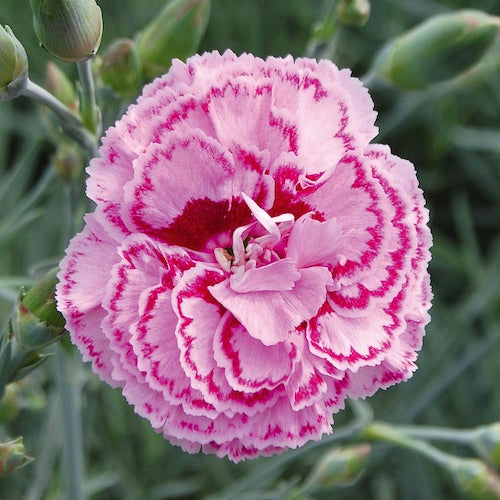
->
[1, 270, 66, 396]
[100, 38, 143, 97]
[31, 0, 103, 63]
[0, 380, 45, 423]
[0, 384, 20, 423]
[448, 457, 500, 500]
[0, 25, 28, 101]
[474, 423, 500, 469]
[15, 268, 65, 350]
[303, 444, 372, 491]
[136, 0, 211, 79]
[372, 10, 500, 90]
[0, 437, 33, 476]
[336, 0, 371, 27]
[45, 61, 78, 112]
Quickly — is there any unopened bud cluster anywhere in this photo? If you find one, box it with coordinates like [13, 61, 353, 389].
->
[97, 0, 211, 95]
[1, 0, 214, 102]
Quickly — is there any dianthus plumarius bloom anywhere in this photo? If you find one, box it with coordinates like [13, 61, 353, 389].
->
[56, 50, 432, 462]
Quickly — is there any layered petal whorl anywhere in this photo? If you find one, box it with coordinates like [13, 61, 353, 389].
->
[56, 50, 431, 462]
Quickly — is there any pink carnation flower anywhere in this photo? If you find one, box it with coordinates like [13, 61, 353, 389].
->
[56, 50, 432, 462]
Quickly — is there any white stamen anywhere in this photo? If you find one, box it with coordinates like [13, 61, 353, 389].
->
[214, 247, 233, 272]
[222, 193, 297, 274]
[245, 242, 263, 261]
[231, 264, 246, 278]
[241, 192, 279, 239]
[240, 192, 294, 249]
[231, 222, 253, 266]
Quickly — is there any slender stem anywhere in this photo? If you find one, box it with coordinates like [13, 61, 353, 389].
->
[55, 345, 84, 500]
[394, 424, 478, 446]
[304, 0, 338, 58]
[23, 79, 81, 128]
[77, 58, 101, 136]
[22, 79, 98, 156]
[361, 70, 377, 88]
[362, 422, 459, 469]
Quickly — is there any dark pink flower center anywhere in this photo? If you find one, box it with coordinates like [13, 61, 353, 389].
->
[214, 193, 301, 294]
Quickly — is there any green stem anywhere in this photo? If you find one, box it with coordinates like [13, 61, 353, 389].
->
[304, 0, 338, 58]
[362, 422, 500, 498]
[362, 422, 459, 469]
[22, 79, 98, 156]
[394, 424, 478, 446]
[55, 345, 84, 500]
[77, 58, 101, 136]
[361, 70, 377, 88]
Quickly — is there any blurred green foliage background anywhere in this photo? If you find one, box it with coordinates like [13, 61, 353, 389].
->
[0, 0, 499, 498]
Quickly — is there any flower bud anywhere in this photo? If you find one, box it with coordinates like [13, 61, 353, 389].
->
[31, 0, 103, 62]
[100, 38, 143, 97]
[1, 270, 66, 396]
[0, 25, 28, 101]
[0, 381, 45, 424]
[0, 384, 20, 423]
[0, 437, 33, 476]
[45, 62, 78, 112]
[336, 0, 371, 27]
[474, 423, 500, 469]
[136, 0, 211, 79]
[448, 457, 500, 500]
[15, 268, 66, 350]
[372, 10, 499, 90]
[303, 444, 372, 491]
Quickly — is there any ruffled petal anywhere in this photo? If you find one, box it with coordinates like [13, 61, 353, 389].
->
[257, 62, 368, 174]
[173, 264, 282, 415]
[209, 267, 332, 346]
[133, 284, 219, 417]
[308, 301, 396, 372]
[101, 234, 192, 379]
[213, 313, 294, 392]
[56, 214, 121, 385]
[229, 259, 301, 293]
[304, 154, 384, 297]
[286, 214, 344, 269]
[124, 130, 273, 251]
[286, 331, 329, 410]
[294, 59, 378, 143]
